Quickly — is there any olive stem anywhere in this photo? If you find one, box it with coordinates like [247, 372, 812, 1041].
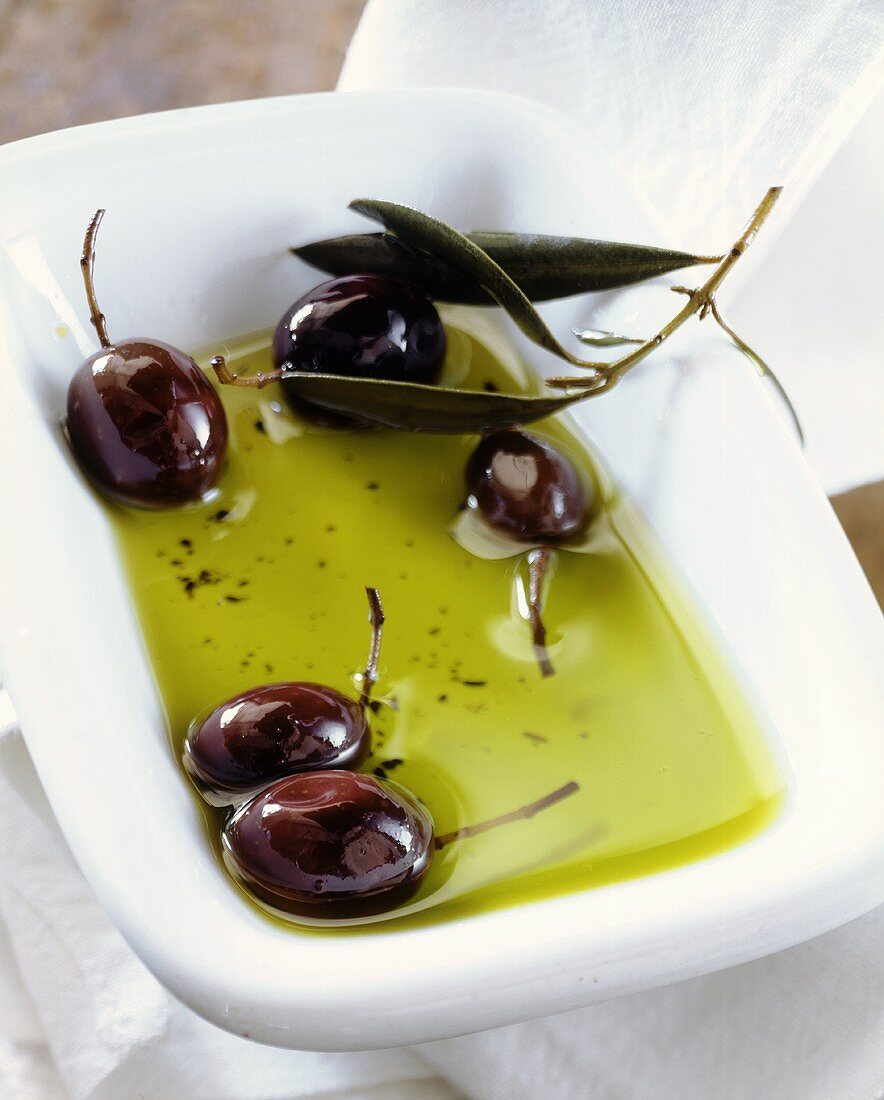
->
[546, 186, 783, 392]
[212, 357, 286, 389]
[80, 208, 111, 349]
[434, 780, 580, 849]
[706, 296, 804, 445]
[359, 586, 385, 708]
[527, 546, 555, 678]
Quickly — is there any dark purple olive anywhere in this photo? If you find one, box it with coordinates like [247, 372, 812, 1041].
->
[66, 210, 228, 508]
[184, 683, 370, 798]
[465, 429, 590, 543]
[224, 771, 434, 918]
[273, 273, 446, 426]
[67, 339, 228, 507]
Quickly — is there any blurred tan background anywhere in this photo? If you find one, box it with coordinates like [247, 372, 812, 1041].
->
[1, 0, 879, 602]
[0, 0, 366, 144]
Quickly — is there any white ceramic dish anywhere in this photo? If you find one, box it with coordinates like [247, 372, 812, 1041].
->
[0, 90, 882, 1051]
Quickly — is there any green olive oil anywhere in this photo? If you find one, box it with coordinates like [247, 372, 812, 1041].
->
[108, 313, 782, 930]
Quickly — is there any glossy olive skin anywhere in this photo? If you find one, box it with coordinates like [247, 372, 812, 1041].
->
[66, 339, 228, 507]
[274, 274, 446, 426]
[466, 429, 590, 542]
[224, 770, 434, 918]
[185, 683, 369, 798]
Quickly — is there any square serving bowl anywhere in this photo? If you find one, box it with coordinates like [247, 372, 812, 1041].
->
[0, 90, 882, 1050]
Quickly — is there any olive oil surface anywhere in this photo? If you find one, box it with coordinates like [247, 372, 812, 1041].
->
[109, 310, 782, 930]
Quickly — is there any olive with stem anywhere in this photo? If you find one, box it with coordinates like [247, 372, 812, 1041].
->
[66, 210, 229, 507]
[223, 768, 580, 919]
[465, 429, 592, 677]
[184, 587, 386, 802]
[214, 273, 447, 428]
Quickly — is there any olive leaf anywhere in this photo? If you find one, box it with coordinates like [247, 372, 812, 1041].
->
[292, 230, 720, 305]
[279, 372, 585, 433]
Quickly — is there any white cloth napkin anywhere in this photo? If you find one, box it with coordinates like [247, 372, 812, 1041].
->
[2, 2, 883, 1098]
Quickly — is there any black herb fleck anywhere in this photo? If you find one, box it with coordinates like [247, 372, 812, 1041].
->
[522, 731, 549, 745]
[254, 419, 266, 434]
[483, 380, 499, 392]
[211, 509, 230, 523]
[366, 481, 379, 491]
[177, 568, 223, 597]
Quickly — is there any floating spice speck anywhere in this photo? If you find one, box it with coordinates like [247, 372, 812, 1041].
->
[523, 731, 549, 745]
[177, 569, 223, 598]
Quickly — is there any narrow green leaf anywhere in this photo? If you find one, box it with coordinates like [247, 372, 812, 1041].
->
[468, 231, 719, 299]
[279, 372, 585, 433]
[292, 231, 718, 304]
